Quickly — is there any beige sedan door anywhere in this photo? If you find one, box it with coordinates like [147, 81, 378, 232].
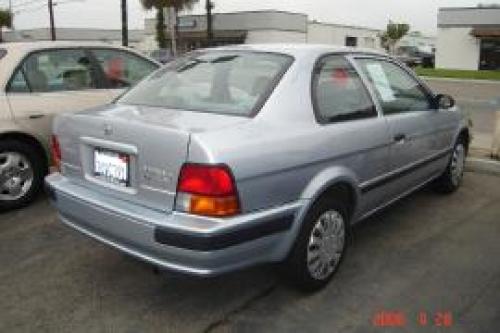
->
[6, 48, 112, 144]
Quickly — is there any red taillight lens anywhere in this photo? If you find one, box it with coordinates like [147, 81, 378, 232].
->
[178, 164, 236, 196]
[176, 164, 240, 217]
[50, 135, 61, 172]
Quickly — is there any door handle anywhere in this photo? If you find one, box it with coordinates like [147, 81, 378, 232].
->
[394, 133, 407, 143]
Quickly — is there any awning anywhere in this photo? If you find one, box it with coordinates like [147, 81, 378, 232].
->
[471, 28, 500, 38]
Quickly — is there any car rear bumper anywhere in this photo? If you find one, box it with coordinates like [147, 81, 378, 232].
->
[45, 173, 305, 276]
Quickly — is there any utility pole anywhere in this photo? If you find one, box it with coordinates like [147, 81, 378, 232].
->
[206, 0, 214, 46]
[48, 0, 56, 41]
[167, 7, 177, 57]
[8, 0, 14, 30]
[121, 0, 128, 46]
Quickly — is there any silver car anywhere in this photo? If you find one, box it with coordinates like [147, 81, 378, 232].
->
[46, 45, 470, 291]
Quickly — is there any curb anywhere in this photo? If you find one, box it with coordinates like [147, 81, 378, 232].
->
[466, 158, 500, 176]
[422, 77, 500, 85]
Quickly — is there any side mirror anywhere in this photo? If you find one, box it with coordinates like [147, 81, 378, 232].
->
[435, 94, 456, 110]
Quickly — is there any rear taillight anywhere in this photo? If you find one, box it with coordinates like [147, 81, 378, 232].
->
[176, 164, 240, 217]
[50, 135, 61, 172]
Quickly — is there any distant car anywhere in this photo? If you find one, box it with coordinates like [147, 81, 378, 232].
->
[150, 49, 174, 64]
[397, 46, 435, 68]
[46, 45, 470, 291]
[0, 42, 160, 211]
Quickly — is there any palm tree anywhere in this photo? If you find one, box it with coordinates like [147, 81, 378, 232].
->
[0, 9, 12, 43]
[140, 0, 199, 51]
[380, 21, 410, 54]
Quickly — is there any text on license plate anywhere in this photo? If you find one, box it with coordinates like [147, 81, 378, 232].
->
[94, 149, 129, 186]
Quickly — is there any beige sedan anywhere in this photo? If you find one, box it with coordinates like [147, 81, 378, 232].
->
[0, 42, 159, 211]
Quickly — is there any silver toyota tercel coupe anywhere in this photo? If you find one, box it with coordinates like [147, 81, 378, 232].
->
[46, 45, 470, 290]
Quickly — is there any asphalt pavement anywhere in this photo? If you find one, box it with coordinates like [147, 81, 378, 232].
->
[1, 171, 499, 333]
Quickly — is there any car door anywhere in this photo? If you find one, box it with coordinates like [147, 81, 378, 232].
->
[6, 48, 111, 144]
[355, 56, 441, 199]
[88, 48, 159, 100]
[311, 54, 393, 215]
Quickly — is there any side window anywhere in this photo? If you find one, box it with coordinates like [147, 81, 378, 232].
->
[312, 55, 376, 123]
[8, 71, 30, 93]
[357, 58, 432, 115]
[9, 49, 97, 93]
[91, 49, 158, 89]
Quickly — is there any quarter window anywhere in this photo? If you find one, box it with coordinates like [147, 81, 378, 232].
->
[9, 49, 98, 93]
[91, 49, 158, 88]
[9, 71, 30, 93]
[312, 55, 376, 123]
[357, 58, 432, 115]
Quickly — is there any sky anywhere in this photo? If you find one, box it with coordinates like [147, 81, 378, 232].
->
[1, 0, 494, 36]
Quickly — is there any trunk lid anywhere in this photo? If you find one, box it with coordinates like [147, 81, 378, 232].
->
[55, 103, 247, 212]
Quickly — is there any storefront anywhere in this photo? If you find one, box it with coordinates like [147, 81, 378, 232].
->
[436, 7, 500, 70]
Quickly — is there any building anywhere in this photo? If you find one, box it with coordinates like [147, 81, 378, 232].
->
[3, 28, 146, 50]
[143, 10, 383, 52]
[307, 21, 381, 49]
[436, 6, 500, 70]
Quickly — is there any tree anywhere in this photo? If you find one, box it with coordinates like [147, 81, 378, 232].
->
[380, 21, 410, 54]
[140, 0, 199, 51]
[0, 9, 12, 43]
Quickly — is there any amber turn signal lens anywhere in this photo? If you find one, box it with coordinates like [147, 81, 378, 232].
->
[188, 194, 240, 217]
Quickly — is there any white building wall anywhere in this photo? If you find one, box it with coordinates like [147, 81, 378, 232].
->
[307, 23, 381, 50]
[436, 27, 480, 70]
[245, 30, 307, 43]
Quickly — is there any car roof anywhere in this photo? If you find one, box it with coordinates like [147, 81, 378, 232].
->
[0, 41, 134, 53]
[204, 43, 387, 57]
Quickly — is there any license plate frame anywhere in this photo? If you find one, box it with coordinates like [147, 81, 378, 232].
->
[93, 149, 130, 187]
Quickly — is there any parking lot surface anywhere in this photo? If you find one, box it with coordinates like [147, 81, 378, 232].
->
[1, 171, 499, 332]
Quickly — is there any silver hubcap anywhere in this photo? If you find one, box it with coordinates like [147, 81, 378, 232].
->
[0, 152, 34, 201]
[450, 144, 465, 186]
[307, 210, 345, 281]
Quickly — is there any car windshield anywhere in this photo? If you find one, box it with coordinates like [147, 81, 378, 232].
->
[0, 49, 7, 61]
[118, 51, 293, 116]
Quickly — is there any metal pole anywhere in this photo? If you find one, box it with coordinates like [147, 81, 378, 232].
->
[206, 0, 213, 46]
[8, 0, 14, 30]
[121, 0, 128, 46]
[167, 7, 177, 57]
[48, 0, 56, 41]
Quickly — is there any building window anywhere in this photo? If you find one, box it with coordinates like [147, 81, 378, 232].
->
[345, 36, 358, 47]
[480, 39, 500, 70]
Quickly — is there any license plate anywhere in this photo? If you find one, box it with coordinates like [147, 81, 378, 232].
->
[94, 149, 129, 187]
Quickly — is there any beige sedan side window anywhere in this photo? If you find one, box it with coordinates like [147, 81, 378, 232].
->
[9, 49, 98, 93]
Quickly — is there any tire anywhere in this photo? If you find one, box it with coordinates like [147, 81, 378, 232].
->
[283, 196, 348, 292]
[434, 137, 467, 194]
[0, 140, 46, 212]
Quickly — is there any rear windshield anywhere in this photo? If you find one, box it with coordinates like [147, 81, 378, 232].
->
[118, 51, 293, 116]
[0, 49, 6, 60]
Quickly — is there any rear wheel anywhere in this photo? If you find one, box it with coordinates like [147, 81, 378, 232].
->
[283, 197, 348, 291]
[434, 138, 467, 193]
[0, 140, 45, 212]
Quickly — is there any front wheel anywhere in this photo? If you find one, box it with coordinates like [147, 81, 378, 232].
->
[283, 198, 348, 291]
[434, 139, 467, 193]
[0, 140, 45, 212]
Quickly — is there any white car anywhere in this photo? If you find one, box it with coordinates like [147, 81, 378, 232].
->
[0, 42, 160, 211]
